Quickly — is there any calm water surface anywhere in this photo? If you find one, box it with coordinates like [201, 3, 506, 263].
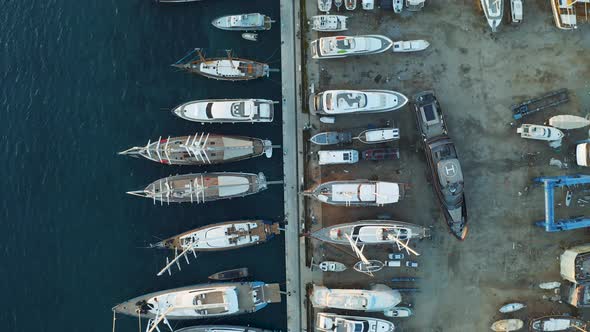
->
[0, 1, 285, 331]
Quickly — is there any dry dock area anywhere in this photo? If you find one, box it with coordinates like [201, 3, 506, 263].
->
[283, 1, 590, 331]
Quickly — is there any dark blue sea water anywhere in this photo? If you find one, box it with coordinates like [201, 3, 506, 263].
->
[0, 1, 285, 331]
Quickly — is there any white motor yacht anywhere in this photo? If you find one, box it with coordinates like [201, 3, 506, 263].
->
[310, 90, 408, 115]
[316, 312, 395, 332]
[311, 284, 401, 312]
[311, 35, 393, 59]
[172, 99, 275, 123]
[311, 15, 348, 31]
[516, 124, 564, 141]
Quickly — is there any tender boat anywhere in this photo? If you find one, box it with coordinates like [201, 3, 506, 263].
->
[481, 0, 504, 32]
[311, 35, 393, 59]
[529, 316, 588, 331]
[354, 260, 384, 274]
[311, 15, 348, 32]
[491, 319, 524, 331]
[208, 268, 249, 281]
[127, 172, 268, 204]
[172, 99, 275, 123]
[577, 143, 589, 167]
[307, 180, 405, 206]
[310, 131, 353, 145]
[414, 91, 468, 240]
[311, 284, 401, 312]
[211, 13, 273, 31]
[112, 282, 281, 320]
[316, 312, 395, 332]
[318, 150, 359, 165]
[172, 49, 270, 81]
[384, 307, 413, 318]
[345, 0, 357, 10]
[548, 115, 590, 130]
[499, 302, 526, 313]
[177, 326, 273, 332]
[318, 261, 347, 272]
[312, 220, 431, 244]
[392, 40, 430, 52]
[150, 219, 280, 252]
[516, 124, 564, 141]
[319, 0, 333, 12]
[362, 148, 400, 161]
[119, 133, 273, 165]
[355, 127, 400, 144]
[309, 90, 408, 115]
[241, 33, 258, 41]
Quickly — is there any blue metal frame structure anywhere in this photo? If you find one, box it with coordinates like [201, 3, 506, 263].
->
[534, 174, 590, 232]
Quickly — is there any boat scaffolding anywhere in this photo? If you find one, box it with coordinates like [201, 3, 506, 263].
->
[551, 0, 590, 30]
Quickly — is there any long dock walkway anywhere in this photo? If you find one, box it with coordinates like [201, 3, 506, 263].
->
[280, 0, 305, 331]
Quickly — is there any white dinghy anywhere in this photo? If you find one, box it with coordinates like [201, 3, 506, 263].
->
[392, 40, 430, 52]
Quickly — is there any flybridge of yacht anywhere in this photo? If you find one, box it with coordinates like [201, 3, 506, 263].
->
[172, 99, 276, 123]
[310, 90, 408, 115]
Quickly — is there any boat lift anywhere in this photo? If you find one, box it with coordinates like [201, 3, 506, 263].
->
[511, 88, 569, 121]
[534, 174, 590, 232]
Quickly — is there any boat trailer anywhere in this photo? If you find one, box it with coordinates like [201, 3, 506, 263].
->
[511, 88, 569, 121]
[534, 174, 590, 232]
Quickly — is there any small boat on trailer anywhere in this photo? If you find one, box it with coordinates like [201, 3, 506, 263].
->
[177, 326, 273, 332]
[362, 148, 400, 161]
[392, 40, 430, 52]
[172, 99, 276, 124]
[529, 315, 588, 331]
[499, 302, 526, 313]
[306, 180, 405, 206]
[316, 312, 395, 332]
[310, 131, 353, 145]
[345, 0, 357, 10]
[241, 33, 258, 42]
[311, 15, 348, 32]
[211, 13, 273, 31]
[127, 172, 270, 204]
[119, 133, 273, 165]
[208, 268, 249, 281]
[491, 319, 523, 331]
[172, 49, 271, 81]
[355, 127, 400, 144]
[318, 261, 347, 272]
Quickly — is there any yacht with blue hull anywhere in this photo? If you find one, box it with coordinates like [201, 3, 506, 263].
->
[413, 91, 468, 240]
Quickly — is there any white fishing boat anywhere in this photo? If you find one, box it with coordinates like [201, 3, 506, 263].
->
[311, 15, 348, 31]
[516, 124, 564, 141]
[172, 99, 276, 123]
[318, 261, 347, 272]
[392, 40, 430, 52]
[311, 284, 401, 312]
[311, 35, 393, 59]
[316, 312, 395, 332]
[577, 143, 589, 167]
[345, 0, 357, 10]
[491, 319, 524, 331]
[355, 127, 400, 144]
[319, 0, 333, 12]
[481, 0, 504, 32]
[499, 302, 526, 313]
[548, 115, 590, 130]
[384, 307, 413, 318]
[241, 33, 258, 41]
[318, 150, 359, 165]
[307, 180, 405, 206]
[211, 13, 273, 31]
[309, 90, 408, 115]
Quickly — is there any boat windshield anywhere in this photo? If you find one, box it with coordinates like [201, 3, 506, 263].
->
[336, 38, 355, 50]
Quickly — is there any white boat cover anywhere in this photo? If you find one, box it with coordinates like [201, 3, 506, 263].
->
[218, 176, 250, 197]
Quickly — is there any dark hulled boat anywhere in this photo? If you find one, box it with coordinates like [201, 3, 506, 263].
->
[119, 133, 273, 166]
[413, 91, 468, 240]
[209, 268, 249, 281]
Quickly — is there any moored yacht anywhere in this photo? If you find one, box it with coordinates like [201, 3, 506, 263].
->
[212, 13, 273, 31]
[311, 284, 401, 312]
[481, 0, 503, 32]
[172, 99, 275, 123]
[127, 172, 268, 204]
[312, 220, 431, 244]
[172, 50, 270, 81]
[310, 90, 408, 115]
[112, 282, 281, 320]
[311, 35, 393, 59]
[414, 91, 468, 240]
[150, 219, 280, 252]
[307, 180, 405, 206]
[516, 124, 564, 141]
[311, 15, 348, 32]
[316, 312, 395, 332]
[119, 133, 273, 165]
